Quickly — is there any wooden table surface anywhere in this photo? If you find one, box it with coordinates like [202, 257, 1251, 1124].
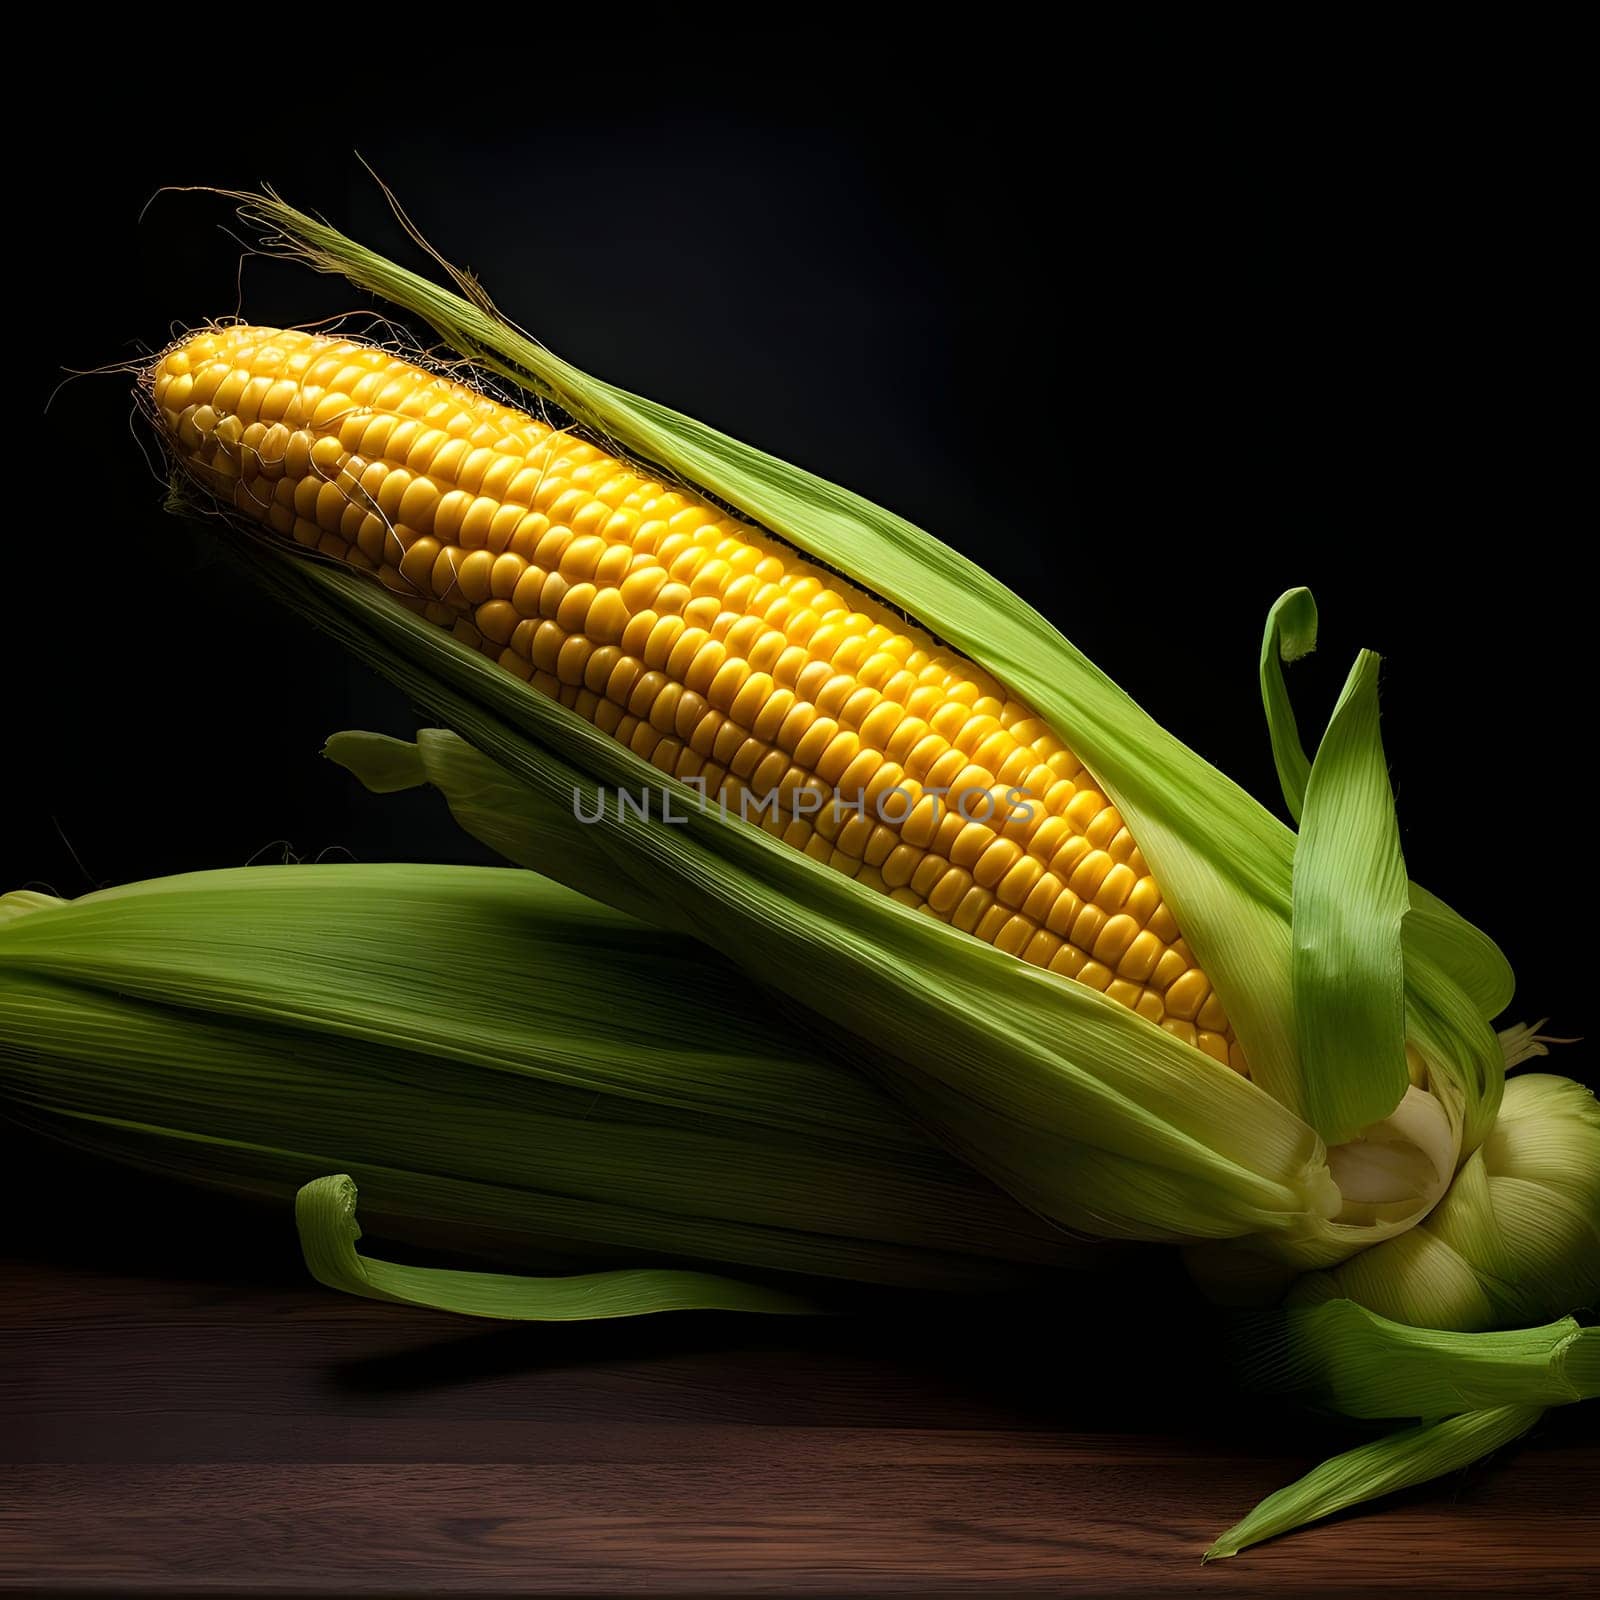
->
[2, 1146, 1596, 1597]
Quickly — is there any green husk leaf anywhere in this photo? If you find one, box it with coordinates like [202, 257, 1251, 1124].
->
[1204, 1405, 1545, 1558]
[324, 729, 667, 925]
[0, 890, 63, 925]
[1404, 886, 1516, 1025]
[1259, 589, 1513, 1023]
[1292, 650, 1410, 1145]
[1260, 587, 1319, 821]
[1237, 1297, 1598, 1420]
[296, 1173, 822, 1319]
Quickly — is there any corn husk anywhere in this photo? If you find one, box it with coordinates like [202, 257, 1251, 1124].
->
[1205, 1406, 1547, 1560]
[0, 864, 1090, 1300]
[1287, 1074, 1600, 1330]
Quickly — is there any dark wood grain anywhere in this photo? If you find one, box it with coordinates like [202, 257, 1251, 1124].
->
[1, 1144, 1596, 1596]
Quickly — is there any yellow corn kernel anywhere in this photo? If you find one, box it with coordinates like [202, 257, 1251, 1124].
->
[151, 325, 1242, 1071]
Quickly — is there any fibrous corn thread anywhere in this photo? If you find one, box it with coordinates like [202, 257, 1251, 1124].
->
[149, 325, 1244, 1072]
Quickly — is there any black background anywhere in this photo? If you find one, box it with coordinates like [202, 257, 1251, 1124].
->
[11, 60, 1590, 1065]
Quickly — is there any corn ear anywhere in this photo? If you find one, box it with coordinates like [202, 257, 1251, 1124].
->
[205, 193, 1516, 1276]
[0, 865, 1087, 1293]
[229, 193, 1503, 1122]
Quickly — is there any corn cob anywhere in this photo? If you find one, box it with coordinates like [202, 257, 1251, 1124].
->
[150, 326, 1242, 1071]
